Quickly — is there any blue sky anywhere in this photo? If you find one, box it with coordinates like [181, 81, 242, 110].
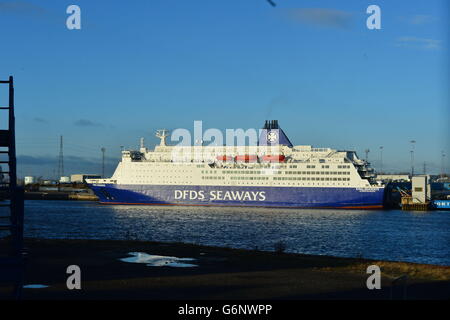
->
[0, 0, 448, 177]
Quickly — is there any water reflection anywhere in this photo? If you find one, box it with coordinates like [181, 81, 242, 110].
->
[24, 201, 450, 266]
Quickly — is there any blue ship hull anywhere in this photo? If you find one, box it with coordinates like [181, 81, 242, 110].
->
[88, 184, 385, 209]
[432, 200, 450, 210]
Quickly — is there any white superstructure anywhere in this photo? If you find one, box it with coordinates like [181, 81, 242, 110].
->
[90, 132, 380, 190]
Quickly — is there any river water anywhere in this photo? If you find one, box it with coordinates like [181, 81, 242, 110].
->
[20, 200, 450, 266]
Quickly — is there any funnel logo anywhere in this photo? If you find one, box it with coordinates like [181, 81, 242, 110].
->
[267, 131, 278, 143]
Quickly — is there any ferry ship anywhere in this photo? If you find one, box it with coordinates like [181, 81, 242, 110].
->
[86, 121, 385, 208]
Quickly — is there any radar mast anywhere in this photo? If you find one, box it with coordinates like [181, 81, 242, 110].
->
[156, 129, 169, 146]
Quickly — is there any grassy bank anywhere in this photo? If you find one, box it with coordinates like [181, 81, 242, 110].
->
[1, 238, 449, 300]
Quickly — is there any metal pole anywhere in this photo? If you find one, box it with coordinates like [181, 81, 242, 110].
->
[101, 147, 106, 178]
[59, 135, 64, 178]
[442, 151, 446, 179]
[410, 140, 416, 177]
[8, 76, 16, 191]
[379, 146, 383, 173]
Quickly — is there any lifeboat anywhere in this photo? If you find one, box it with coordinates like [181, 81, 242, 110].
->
[262, 155, 285, 163]
[235, 155, 258, 163]
[216, 155, 233, 162]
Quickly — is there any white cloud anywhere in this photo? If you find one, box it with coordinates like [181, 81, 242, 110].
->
[284, 8, 353, 29]
[396, 36, 441, 50]
[403, 15, 437, 25]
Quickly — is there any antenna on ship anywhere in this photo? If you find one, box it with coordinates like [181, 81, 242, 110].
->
[156, 129, 169, 146]
[365, 149, 370, 162]
[139, 138, 146, 153]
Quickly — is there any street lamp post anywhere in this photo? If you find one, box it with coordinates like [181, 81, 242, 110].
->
[410, 140, 416, 177]
[379, 146, 383, 173]
[101, 147, 106, 178]
[442, 151, 446, 179]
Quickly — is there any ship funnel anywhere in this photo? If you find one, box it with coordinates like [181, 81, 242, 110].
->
[258, 120, 293, 147]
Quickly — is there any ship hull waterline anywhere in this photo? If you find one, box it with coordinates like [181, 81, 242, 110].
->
[88, 184, 385, 209]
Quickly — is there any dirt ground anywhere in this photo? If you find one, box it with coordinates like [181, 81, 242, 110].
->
[1, 238, 449, 300]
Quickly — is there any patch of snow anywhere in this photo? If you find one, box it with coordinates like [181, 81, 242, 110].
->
[120, 252, 198, 268]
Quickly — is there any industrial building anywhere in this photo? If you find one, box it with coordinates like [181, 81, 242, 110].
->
[59, 176, 71, 184]
[411, 176, 431, 204]
[24, 176, 36, 185]
[71, 174, 101, 183]
[376, 174, 410, 182]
